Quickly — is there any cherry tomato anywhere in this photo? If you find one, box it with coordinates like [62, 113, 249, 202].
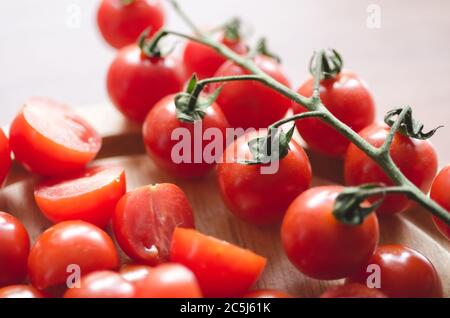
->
[107, 45, 184, 123]
[170, 228, 267, 298]
[0, 129, 11, 186]
[430, 166, 450, 240]
[320, 283, 387, 298]
[34, 165, 126, 228]
[217, 130, 312, 225]
[97, 0, 164, 49]
[28, 221, 119, 290]
[344, 124, 438, 215]
[0, 212, 30, 287]
[64, 271, 135, 298]
[113, 184, 195, 265]
[0, 285, 44, 298]
[243, 289, 292, 298]
[120, 264, 152, 292]
[212, 55, 291, 129]
[347, 245, 443, 298]
[9, 97, 102, 177]
[143, 94, 229, 178]
[281, 186, 379, 280]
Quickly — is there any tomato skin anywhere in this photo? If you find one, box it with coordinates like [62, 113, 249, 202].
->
[344, 124, 438, 215]
[0, 285, 44, 298]
[0, 212, 30, 287]
[217, 130, 312, 225]
[281, 186, 379, 280]
[143, 95, 229, 178]
[9, 97, 102, 177]
[0, 129, 11, 186]
[170, 228, 267, 298]
[120, 265, 153, 292]
[320, 283, 387, 298]
[243, 290, 293, 298]
[97, 0, 164, 49]
[107, 46, 184, 123]
[34, 165, 126, 228]
[430, 166, 450, 240]
[64, 271, 135, 298]
[212, 55, 291, 129]
[347, 245, 443, 298]
[28, 221, 119, 290]
[113, 184, 195, 265]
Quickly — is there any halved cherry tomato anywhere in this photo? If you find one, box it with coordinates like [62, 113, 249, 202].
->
[344, 124, 438, 215]
[243, 289, 293, 298]
[430, 166, 450, 240]
[107, 45, 184, 123]
[9, 97, 102, 177]
[0, 129, 11, 186]
[0, 285, 44, 298]
[28, 221, 119, 290]
[281, 186, 379, 280]
[34, 165, 126, 228]
[97, 0, 165, 49]
[64, 271, 135, 298]
[347, 245, 443, 298]
[170, 228, 267, 298]
[113, 184, 195, 265]
[320, 283, 387, 298]
[0, 212, 30, 287]
[217, 130, 312, 225]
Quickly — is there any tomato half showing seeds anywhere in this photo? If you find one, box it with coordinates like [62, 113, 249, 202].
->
[9, 97, 102, 177]
[170, 228, 267, 298]
[243, 289, 293, 299]
[113, 184, 195, 265]
[344, 124, 438, 215]
[64, 271, 135, 298]
[319, 283, 387, 298]
[0, 129, 12, 186]
[347, 245, 443, 298]
[281, 186, 379, 280]
[0, 285, 44, 298]
[143, 94, 229, 178]
[28, 221, 119, 290]
[0, 212, 30, 287]
[34, 165, 126, 228]
[97, 0, 165, 49]
[430, 165, 450, 240]
[217, 130, 312, 225]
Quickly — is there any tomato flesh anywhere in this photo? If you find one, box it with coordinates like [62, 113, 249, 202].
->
[0, 285, 44, 298]
[0, 129, 11, 186]
[430, 166, 450, 240]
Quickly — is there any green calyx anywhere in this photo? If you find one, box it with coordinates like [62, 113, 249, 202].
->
[120, 0, 135, 6]
[223, 18, 242, 42]
[309, 49, 343, 80]
[252, 38, 281, 63]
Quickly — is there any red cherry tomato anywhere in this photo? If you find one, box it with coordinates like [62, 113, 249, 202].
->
[9, 97, 102, 177]
[281, 186, 379, 280]
[217, 130, 312, 225]
[0, 212, 30, 287]
[430, 166, 450, 240]
[34, 165, 126, 228]
[28, 221, 119, 290]
[120, 264, 152, 292]
[97, 0, 164, 49]
[243, 289, 293, 298]
[113, 184, 195, 265]
[212, 55, 291, 129]
[143, 94, 229, 178]
[320, 283, 387, 298]
[170, 228, 267, 298]
[293, 71, 375, 157]
[347, 245, 443, 298]
[0, 129, 11, 186]
[0, 285, 44, 298]
[344, 124, 438, 215]
[64, 271, 135, 298]
[107, 45, 184, 123]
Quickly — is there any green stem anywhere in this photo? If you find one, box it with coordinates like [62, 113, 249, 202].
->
[166, 0, 203, 36]
[312, 50, 324, 101]
[379, 106, 411, 154]
[270, 111, 325, 129]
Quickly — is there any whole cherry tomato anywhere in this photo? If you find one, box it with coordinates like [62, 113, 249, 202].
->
[0, 129, 11, 186]
[143, 94, 229, 178]
[212, 55, 291, 129]
[243, 289, 293, 298]
[344, 124, 438, 215]
[34, 165, 126, 228]
[430, 166, 450, 240]
[281, 186, 379, 280]
[64, 271, 135, 298]
[217, 130, 312, 225]
[0, 285, 44, 298]
[293, 71, 375, 157]
[107, 45, 184, 123]
[347, 245, 443, 298]
[97, 0, 164, 49]
[28, 221, 119, 290]
[320, 283, 387, 298]
[9, 97, 102, 177]
[113, 184, 195, 265]
[120, 264, 152, 291]
[0, 212, 30, 287]
[170, 228, 267, 298]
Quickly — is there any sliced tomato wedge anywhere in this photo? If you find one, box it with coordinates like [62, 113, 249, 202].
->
[0, 129, 11, 186]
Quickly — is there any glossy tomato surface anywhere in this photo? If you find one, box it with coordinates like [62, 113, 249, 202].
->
[430, 166, 450, 240]
[0, 285, 44, 298]
[9, 97, 102, 177]
[34, 165, 126, 228]
[344, 124, 438, 215]
[120, 265, 152, 291]
[320, 283, 387, 298]
[0, 129, 11, 186]
[243, 289, 292, 298]
[170, 228, 267, 298]
[281, 186, 379, 280]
